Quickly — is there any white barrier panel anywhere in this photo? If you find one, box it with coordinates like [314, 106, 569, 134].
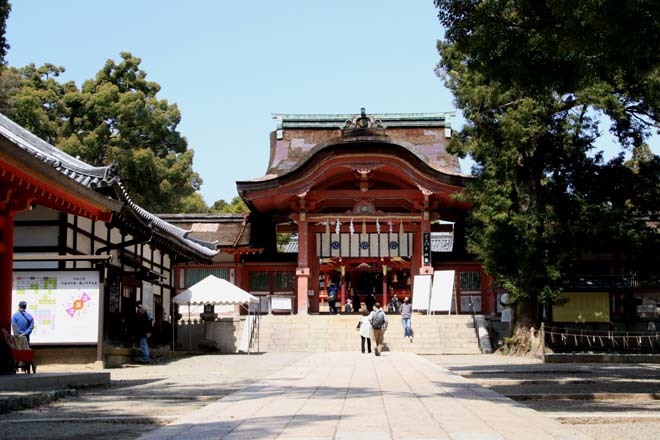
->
[411, 275, 432, 311]
[431, 270, 455, 313]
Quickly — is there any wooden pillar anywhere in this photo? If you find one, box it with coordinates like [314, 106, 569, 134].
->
[484, 273, 495, 314]
[0, 189, 30, 334]
[340, 266, 346, 307]
[308, 231, 320, 313]
[0, 210, 15, 333]
[296, 213, 309, 315]
[411, 221, 423, 276]
[382, 266, 388, 307]
[419, 214, 432, 275]
[322, 272, 329, 308]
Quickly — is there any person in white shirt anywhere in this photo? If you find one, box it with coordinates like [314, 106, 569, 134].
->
[357, 309, 372, 353]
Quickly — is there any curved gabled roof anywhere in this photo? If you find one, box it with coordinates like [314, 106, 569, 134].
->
[238, 135, 471, 194]
[257, 112, 466, 180]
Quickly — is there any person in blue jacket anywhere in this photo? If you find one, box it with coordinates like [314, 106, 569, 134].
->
[327, 282, 338, 314]
[12, 301, 35, 344]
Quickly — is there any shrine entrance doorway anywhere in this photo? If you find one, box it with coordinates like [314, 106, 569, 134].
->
[319, 257, 411, 313]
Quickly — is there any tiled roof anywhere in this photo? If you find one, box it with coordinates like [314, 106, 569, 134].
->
[241, 111, 467, 184]
[0, 112, 118, 188]
[157, 214, 251, 248]
[115, 185, 218, 258]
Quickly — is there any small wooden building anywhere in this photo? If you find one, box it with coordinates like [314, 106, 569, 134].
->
[1, 113, 217, 364]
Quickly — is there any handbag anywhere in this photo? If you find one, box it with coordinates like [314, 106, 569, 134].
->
[356, 321, 361, 331]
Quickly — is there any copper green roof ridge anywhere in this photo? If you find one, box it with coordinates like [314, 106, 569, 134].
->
[272, 112, 455, 120]
[272, 111, 456, 129]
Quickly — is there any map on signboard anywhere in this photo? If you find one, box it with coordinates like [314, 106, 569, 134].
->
[12, 271, 100, 344]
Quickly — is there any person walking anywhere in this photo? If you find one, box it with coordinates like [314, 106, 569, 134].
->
[365, 292, 376, 312]
[327, 282, 338, 314]
[400, 297, 413, 341]
[12, 301, 34, 345]
[369, 302, 388, 356]
[135, 302, 153, 363]
[357, 309, 372, 353]
[352, 290, 361, 313]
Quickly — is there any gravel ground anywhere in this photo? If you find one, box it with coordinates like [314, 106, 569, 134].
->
[0, 353, 305, 440]
[424, 354, 660, 440]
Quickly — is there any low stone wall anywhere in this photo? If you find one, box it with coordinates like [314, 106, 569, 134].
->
[205, 318, 245, 353]
[176, 318, 246, 353]
[103, 347, 139, 368]
[32, 347, 97, 366]
[176, 321, 205, 350]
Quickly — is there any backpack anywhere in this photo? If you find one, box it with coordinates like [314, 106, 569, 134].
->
[371, 310, 385, 329]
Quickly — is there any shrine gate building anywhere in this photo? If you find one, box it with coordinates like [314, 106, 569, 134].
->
[168, 110, 498, 316]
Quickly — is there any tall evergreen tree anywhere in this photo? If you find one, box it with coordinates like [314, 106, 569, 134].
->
[435, 1, 660, 328]
[5, 52, 206, 213]
[0, 1, 10, 67]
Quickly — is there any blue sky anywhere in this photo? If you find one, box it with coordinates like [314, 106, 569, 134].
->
[6, 1, 654, 205]
[6, 1, 456, 204]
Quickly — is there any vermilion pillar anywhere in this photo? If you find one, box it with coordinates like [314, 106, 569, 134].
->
[420, 215, 432, 275]
[0, 210, 15, 332]
[382, 268, 388, 307]
[296, 213, 309, 315]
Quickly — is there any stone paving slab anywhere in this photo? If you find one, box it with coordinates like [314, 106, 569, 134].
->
[138, 352, 593, 440]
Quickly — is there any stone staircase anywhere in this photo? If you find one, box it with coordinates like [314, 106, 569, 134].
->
[253, 314, 481, 354]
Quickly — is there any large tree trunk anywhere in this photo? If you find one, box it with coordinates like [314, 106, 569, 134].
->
[502, 295, 539, 356]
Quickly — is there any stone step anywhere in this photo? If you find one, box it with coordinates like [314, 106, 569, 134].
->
[253, 314, 481, 354]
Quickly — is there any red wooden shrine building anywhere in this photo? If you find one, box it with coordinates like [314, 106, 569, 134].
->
[167, 110, 498, 315]
[0, 118, 119, 333]
[1, 112, 216, 365]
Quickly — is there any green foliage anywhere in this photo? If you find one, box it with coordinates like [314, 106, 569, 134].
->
[0, 1, 10, 67]
[0, 67, 20, 115]
[5, 52, 206, 213]
[276, 233, 293, 252]
[436, 0, 660, 324]
[178, 192, 209, 214]
[209, 196, 249, 214]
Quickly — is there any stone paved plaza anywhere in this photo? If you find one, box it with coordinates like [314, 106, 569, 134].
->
[139, 352, 592, 440]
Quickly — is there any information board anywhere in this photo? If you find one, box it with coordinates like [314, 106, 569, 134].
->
[430, 270, 455, 312]
[12, 271, 100, 344]
[411, 275, 432, 311]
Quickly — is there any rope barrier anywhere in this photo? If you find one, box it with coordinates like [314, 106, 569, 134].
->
[543, 326, 660, 349]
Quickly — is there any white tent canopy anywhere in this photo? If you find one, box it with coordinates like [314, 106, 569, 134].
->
[173, 275, 258, 305]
